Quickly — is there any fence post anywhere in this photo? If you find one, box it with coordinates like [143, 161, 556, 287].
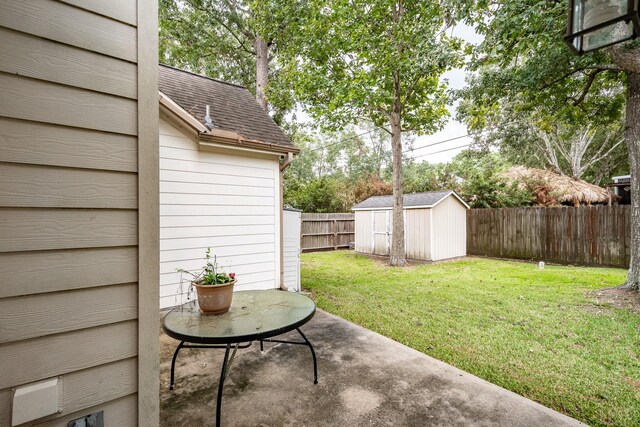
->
[333, 219, 337, 250]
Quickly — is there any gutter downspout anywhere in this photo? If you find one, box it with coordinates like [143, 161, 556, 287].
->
[279, 152, 295, 290]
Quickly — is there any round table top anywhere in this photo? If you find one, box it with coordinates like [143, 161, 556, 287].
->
[162, 290, 316, 344]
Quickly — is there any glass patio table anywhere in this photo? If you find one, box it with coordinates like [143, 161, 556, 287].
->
[163, 290, 318, 427]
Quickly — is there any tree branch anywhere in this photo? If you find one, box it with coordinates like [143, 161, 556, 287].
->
[583, 137, 625, 173]
[571, 69, 602, 106]
[541, 64, 622, 90]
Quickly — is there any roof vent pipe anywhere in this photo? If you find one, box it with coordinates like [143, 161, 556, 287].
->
[204, 104, 216, 130]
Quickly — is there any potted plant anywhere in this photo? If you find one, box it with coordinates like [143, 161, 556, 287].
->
[178, 248, 236, 315]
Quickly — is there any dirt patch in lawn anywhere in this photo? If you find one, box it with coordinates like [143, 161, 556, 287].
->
[587, 288, 640, 314]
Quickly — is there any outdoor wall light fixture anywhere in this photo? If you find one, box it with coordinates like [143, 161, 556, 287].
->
[565, 0, 640, 54]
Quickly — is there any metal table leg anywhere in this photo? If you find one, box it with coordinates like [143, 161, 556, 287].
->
[216, 344, 231, 427]
[296, 328, 318, 384]
[215, 343, 241, 427]
[169, 341, 185, 390]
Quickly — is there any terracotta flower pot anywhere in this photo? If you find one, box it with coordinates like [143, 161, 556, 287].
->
[194, 280, 236, 315]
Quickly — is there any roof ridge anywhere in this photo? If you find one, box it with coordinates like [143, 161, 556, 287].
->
[159, 63, 247, 90]
[353, 190, 465, 210]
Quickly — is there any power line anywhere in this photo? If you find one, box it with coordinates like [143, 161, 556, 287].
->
[405, 121, 522, 154]
[412, 143, 473, 158]
[406, 132, 473, 152]
[304, 128, 379, 152]
[302, 120, 523, 156]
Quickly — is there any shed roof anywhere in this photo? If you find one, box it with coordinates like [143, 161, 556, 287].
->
[353, 190, 469, 210]
[158, 64, 293, 148]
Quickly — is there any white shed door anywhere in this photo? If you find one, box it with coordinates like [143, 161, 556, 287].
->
[373, 211, 390, 255]
[283, 210, 301, 291]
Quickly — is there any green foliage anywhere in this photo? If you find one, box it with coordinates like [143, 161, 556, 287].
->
[285, 175, 351, 213]
[455, 0, 629, 183]
[284, 124, 394, 212]
[403, 161, 458, 194]
[404, 151, 533, 208]
[458, 0, 626, 124]
[159, 0, 255, 88]
[280, 0, 460, 134]
[451, 151, 533, 208]
[302, 251, 638, 427]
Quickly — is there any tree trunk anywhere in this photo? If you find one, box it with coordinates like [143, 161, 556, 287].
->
[254, 36, 269, 111]
[620, 72, 640, 291]
[389, 111, 406, 266]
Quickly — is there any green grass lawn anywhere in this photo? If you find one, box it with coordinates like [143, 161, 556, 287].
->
[301, 251, 640, 427]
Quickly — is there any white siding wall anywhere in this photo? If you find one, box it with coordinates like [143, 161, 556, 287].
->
[0, 0, 156, 424]
[355, 210, 373, 253]
[405, 208, 432, 261]
[159, 118, 280, 308]
[283, 209, 301, 291]
[431, 196, 467, 261]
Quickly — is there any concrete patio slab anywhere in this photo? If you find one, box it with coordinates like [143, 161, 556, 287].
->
[160, 309, 585, 427]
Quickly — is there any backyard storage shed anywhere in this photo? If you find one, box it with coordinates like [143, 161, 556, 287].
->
[158, 65, 299, 308]
[353, 191, 469, 261]
[0, 0, 159, 425]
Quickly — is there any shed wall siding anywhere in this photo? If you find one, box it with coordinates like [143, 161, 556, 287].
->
[159, 118, 279, 308]
[405, 209, 432, 261]
[355, 211, 373, 253]
[0, 0, 155, 424]
[431, 197, 467, 261]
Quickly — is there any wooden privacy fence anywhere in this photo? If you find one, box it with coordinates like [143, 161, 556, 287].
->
[301, 213, 355, 252]
[467, 206, 631, 268]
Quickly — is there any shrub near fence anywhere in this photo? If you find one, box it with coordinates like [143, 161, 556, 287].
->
[301, 213, 355, 252]
[467, 206, 631, 268]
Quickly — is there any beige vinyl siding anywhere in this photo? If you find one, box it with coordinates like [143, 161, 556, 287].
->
[355, 211, 373, 253]
[405, 208, 432, 260]
[0, 0, 158, 425]
[0, 73, 138, 135]
[0, 0, 137, 62]
[0, 117, 138, 172]
[0, 27, 138, 100]
[0, 247, 138, 299]
[159, 118, 279, 308]
[431, 196, 467, 261]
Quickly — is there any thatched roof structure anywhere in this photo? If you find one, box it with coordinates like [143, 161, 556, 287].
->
[501, 165, 615, 206]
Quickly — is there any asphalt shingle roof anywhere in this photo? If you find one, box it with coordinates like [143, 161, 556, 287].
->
[353, 190, 460, 210]
[159, 64, 293, 148]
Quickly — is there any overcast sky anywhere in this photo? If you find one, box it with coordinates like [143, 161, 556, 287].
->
[410, 23, 484, 164]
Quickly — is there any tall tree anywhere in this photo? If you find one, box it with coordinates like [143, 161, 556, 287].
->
[458, 0, 640, 290]
[159, 0, 296, 115]
[281, 0, 460, 266]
